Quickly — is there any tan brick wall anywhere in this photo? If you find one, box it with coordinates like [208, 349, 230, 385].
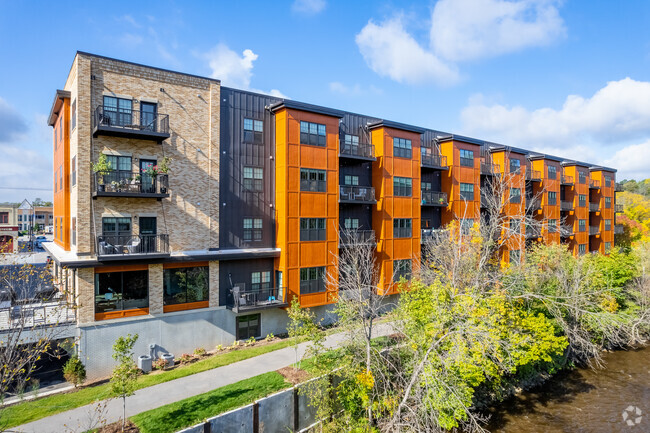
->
[149, 264, 163, 315]
[76, 267, 95, 324]
[209, 260, 219, 308]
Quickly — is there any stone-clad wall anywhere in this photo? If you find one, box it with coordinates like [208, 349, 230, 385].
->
[70, 53, 220, 255]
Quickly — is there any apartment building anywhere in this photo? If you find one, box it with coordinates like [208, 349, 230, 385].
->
[0, 204, 19, 253]
[17, 201, 53, 232]
[46, 52, 621, 378]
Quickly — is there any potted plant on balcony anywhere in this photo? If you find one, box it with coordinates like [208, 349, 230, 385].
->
[92, 154, 111, 192]
[158, 156, 172, 194]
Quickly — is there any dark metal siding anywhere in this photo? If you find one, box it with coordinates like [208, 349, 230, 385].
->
[421, 208, 442, 229]
[219, 258, 276, 306]
[339, 204, 373, 231]
[220, 88, 282, 250]
[339, 161, 372, 186]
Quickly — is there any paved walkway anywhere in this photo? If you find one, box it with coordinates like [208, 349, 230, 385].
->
[15, 323, 394, 433]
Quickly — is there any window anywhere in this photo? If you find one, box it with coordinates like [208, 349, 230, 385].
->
[0, 212, 7, 224]
[237, 314, 261, 340]
[510, 187, 521, 203]
[605, 197, 611, 208]
[243, 167, 263, 191]
[460, 183, 474, 201]
[103, 96, 133, 127]
[578, 244, 586, 255]
[344, 218, 359, 229]
[71, 217, 76, 245]
[510, 218, 521, 234]
[393, 137, 412, 158]
[548, 165, 557, 180]
[393, 218, 412, 238]
[95, 269, 148, 315]
[548, 191, 557, 205]
[243, 118, 264, 144]
[300, 218, 326, 241]
[300, 168, 327, 192]
[59, 117, 63, 142]
[510, 159, 521, 174]
[579, 219, 586, 232]
[605, 242, 612, 252]
[604, 176, 612, 187]
[59, 166, 63, 192]
[548, 219, 558, 233]
[459, 149, 474, 167]
[243, 218, 263, 242]
[344, 134, 359, 146]
[300, 121, 326, 146]
[54, 218, 57, 239]
[422, 181, 432, 191]
[101, 217, 132, 244]
[18, 215, 22, 222]
[59, 218, 63, 241]
[300, 266, 326, 294]
[251, 271, 271, 291]
[393, 259, 412, 282]
[579, 194, 587, 207]
[460, 219, 474, 235]
[578, 171, 586, 184]
[71, 156, 77, 187]
[70, 99, 76, 132]
[163, 266, 209, 306]
[510, 249, 521, 264]
[394, 177, 412, 197]
[605, 219, 612, 231]
[344, 175, 359, 186]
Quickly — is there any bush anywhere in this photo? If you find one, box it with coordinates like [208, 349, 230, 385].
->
[179, 353, 194, 365]
[193, 347, 207, 357]
[63, 355, 86, 388]
[152, 358, 166, 371]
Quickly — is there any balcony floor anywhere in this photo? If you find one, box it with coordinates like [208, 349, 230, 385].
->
[228, 300, 288, 314]
[92, 191, 170, 200]
[97, 252, 171, 261]
[93, 124, 170, 142]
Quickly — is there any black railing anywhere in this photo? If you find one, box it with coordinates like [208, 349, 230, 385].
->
[94, 171, 169, 196]
[480, 162, 500, 176]
[230, 286, 286, 313]
[615, 224, 624, 235]
[615, 204, 624, 213]
[421, 228, 446, 242]
[561, 175, 574, 185]
[96, 234, 169, 257]
[589, 226, 599, 236]
[589, 202, 600, 212]
[526, 227, 541, 239]
[421, 154, 447, 169]
[589, 179, 600, 189]
[339, 185, 376, 202]
[615, 183, 624, 192]
[421, 191, 448, 206]
[527, 196, 541, 210]
[480, 193, 489, 208]
[526, 169, 542, 181]
[93, 106, 169, 135]
[560, 225, 574, 237]
[340, 143, 375, 159]
[560, 200, 573, 211]
[339, 230, 376, 246]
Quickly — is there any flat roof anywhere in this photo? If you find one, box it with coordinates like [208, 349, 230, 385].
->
[269, 99, 345, 118]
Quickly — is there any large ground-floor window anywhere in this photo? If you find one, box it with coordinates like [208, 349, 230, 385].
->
[163, 265, 209, 311]
[95, 269, 148, 318]
[237, 314, 261, 340]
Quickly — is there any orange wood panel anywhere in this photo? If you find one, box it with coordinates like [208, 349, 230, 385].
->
[53, 97, 71, 250]
[95, 308, 149, 321]
[162, 261, 209, 269]
[163, 301, 209, 313]
[94, 263, 149, 273]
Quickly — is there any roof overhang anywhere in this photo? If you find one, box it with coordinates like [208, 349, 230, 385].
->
[269, 100, 344, 118]
[47, 90, 71, 126]
[589, 165, 617, 173]
[367, 120, 426, 134]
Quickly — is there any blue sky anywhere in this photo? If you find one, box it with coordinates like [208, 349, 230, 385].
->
[1, 0, 650, 202]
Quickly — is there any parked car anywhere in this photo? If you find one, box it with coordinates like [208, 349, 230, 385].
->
[35, 236, 48, 249]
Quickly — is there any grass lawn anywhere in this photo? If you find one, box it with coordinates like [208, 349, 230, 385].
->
[1, 338, 296, 429]
[131, 372, 290, 433]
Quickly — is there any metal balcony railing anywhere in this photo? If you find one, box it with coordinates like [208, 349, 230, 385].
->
[92, 106, 170, 141]
[589, 179, 600, 189]
[421, 191, 448, 206]
[526, 226, 541, 239]
[229, 286, 286, 313]
[615, 183, 624, 192]
[561, 175, 574, 185]
[96, 234, 170, 259]
[560, 225, 574, 237]
[94, 171, 169, 197]
[339, 185, 376, 203]
[526, 169, 542, 181]
[421, 228, 446, 242]
[421, 154, 448, 169]
[560, 200, 573, 211]
[527, 196, 541, 210]
[615, 224, 624, 235]
[589, 226, 600, 236]
[589, 202, 600, 212]
[480, 162, 500, 176]
[339, 230, 376, 247]
[339, 142, 375, 159]
[615, 204, 624, 213]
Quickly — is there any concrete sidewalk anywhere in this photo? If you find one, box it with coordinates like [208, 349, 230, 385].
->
[15, 323, 394, 433]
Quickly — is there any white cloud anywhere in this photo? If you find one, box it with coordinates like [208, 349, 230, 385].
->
[431, 0, 565, 62]
[604, 141, 650, 181]
[292, 0, 326, 15]
[205, 44, 259, 89]
[460, 78, 650, 146]
[0, 97, 28, 143]
[355, 17, 459, 86]
[329, 82, 382, 96]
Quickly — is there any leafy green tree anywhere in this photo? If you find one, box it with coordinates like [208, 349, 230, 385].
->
[287, 298, 318, 371]
[63, 355, 86, 388]
[110, 334, 139, 431]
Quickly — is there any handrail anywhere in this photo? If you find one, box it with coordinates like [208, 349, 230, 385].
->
[93, 106, 169, 134]
[96, 234, 169, 256]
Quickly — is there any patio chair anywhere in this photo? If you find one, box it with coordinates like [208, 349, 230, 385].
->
[125, 237, 141, 254]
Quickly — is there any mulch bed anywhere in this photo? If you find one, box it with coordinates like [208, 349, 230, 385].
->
[277, 366, 311, 385]
[97, 419, 140, 433]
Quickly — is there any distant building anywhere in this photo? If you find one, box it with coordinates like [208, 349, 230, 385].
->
[0, 204, 19, 253]
[18, 200, 54, 232]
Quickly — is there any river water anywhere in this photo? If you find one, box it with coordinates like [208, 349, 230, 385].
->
[486, 345, 650, 432]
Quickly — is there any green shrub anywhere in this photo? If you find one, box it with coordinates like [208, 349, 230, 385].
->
[63, 355, 86, 388]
